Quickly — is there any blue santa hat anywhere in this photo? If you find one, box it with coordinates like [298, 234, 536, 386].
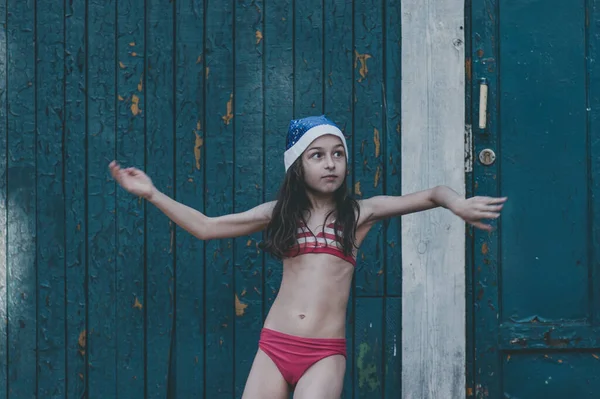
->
[284, 115, 349, 171]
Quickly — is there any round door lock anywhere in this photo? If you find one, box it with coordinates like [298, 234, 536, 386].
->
[479, 149, 496, 165]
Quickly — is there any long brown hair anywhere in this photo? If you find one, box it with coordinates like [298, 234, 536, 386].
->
[260, 158, 360, 259]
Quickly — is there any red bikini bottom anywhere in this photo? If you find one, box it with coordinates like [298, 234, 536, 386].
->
[258, 328, 347, 387]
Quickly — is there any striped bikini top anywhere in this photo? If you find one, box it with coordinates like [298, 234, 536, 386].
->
[284, 220, 356, 266]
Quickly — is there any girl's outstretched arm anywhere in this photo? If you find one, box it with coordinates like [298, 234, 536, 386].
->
[109, 161, 275, 240]
[358, 185, 507, 231]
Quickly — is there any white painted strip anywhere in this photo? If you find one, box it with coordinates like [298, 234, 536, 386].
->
[401, 0, 466, 397]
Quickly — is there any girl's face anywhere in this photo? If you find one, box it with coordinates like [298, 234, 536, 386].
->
[301, 134, 347, 194]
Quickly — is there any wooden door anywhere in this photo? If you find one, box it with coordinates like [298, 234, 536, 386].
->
[469, 0, 600, 397]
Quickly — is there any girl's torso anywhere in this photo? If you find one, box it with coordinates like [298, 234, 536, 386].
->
[263, 213, 372, 339]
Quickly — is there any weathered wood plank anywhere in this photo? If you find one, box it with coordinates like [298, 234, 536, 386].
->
[234, 1, 265, 397]
[470, 0, 499, 396]
[323, 0, 354, 396]
[384, 297, 401, 397]
[174, 0, 205, 396]
[36, 0, 66, 395]
[590, 0, 600, 332]
[145, 0, 175, 396]
[87, 0, 117, 396]
[263, 0, 292, 320]
[64, 0, 87, 395]
[384, 0, 402, 296]
[0, 0, 7, 396]
[353, 0, 385, 297]
[116, 0, 146, 394]
[6, 0, 37, 396]
[401, 0, 465, 397]
[204, 0, 235, 395]
[354, 297, 383, 398]
[295, 0, 323, 115]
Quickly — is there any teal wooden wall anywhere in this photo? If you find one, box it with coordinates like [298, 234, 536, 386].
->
[0, 0, 402, 397]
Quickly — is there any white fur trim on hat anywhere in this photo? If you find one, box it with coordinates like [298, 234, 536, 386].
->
[283, 124, 348, 171]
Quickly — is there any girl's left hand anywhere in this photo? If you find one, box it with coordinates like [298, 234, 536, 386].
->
[450, 196, 508, 231]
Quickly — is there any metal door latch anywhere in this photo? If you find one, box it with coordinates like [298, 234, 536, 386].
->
[479, 148, 496, 165]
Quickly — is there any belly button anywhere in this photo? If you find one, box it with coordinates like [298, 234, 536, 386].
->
[299, 314, 306, 319]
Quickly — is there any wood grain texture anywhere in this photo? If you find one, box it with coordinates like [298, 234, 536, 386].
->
[6, 0, 37, 396]
[401, 0, 465, 397]
[0, 0, 7, 396]
[116, 0, 146, 395]
[384, 297, 401, 397]
[64, 0, 87, 395]
[36, 0, 66, 395]
[87, 0, 117, 396]
[294, 0, 323, 115]
[353, 0, 385, 297]
[384, 0, 402, 296]
[174, 0, 205, 396]
[234, 1, 265, 397]
[145, 0, 175, 397]
[204, 0, 235, 396]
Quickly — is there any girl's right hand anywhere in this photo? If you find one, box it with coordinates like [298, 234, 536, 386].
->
[109, 160, 155, 200]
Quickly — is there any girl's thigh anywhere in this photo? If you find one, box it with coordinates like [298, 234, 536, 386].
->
[293, 354, 346, 399]
[241, 348, 290, 399]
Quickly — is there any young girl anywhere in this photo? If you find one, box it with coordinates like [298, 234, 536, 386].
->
[109, 115, 506, 399]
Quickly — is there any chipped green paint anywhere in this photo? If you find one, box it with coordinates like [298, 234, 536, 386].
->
[357, 342, 381, 392]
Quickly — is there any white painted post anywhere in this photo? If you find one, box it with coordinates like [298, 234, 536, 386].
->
[401, 0, 466, 397]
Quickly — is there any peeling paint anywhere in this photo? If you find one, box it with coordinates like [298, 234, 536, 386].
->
[543, 330, 573, 348]
[131, 52, 137, 57]
[119, 61, 126, 69]
[133, 297, 142, 309]
[481, 242, 488, 255]
[222, 93, 234, 125]
[466, 57, 472, 81]
[138, 74, 143, 92]
[194, 126, 203, 170]
[374, 166, 381, 188]
[206, 67, 210, 79]
[78, 330, 86, 356]
[129, 42, 135, 47]
[373, 128, 380, 157]
[357, 342, 380, 391]
[255, 30, 263, 44]
[354, 181, 362, 196]
[196, 55, 202, 64]
[354, 50, 372, 82]
[235, 294, 248, 316]
[131, 94, 140, 116]
[118, 95, 124, 101]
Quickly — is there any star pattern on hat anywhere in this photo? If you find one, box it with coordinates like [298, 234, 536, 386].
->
[286, 115, 338, 150]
